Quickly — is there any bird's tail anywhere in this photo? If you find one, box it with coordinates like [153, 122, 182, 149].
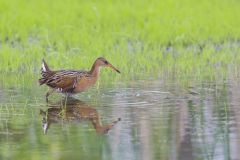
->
[39, 59, 53, 85]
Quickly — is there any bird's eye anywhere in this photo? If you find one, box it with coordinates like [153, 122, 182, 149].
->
[104, 61, 108, 64]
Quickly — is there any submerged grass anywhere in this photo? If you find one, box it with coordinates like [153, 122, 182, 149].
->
[0, 0, 240, 81]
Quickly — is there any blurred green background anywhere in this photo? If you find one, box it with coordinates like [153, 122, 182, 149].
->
[0, 0, 240, 82]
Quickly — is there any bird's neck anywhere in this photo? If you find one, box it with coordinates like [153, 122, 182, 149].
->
[89, 62, 100, 77]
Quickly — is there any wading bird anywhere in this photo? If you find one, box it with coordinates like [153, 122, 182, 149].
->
[39, 57, 120, 101]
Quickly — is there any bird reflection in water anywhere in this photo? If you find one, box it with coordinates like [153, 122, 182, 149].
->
[40, 98, 121, 134]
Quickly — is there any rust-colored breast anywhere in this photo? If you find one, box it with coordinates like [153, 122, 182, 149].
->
[73, 76, 98, 93]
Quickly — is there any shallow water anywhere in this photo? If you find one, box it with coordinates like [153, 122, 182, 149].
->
[0, 79, 240, 160]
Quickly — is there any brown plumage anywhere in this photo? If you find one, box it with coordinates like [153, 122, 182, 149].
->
[39, 57, 120, 101]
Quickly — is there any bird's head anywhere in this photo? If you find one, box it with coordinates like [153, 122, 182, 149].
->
[95, 57, 121, 73]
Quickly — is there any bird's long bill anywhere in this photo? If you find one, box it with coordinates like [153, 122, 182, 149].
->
[108, 64, 121, 73]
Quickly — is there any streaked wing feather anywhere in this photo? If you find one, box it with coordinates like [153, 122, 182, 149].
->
[45, 70, 87, 92]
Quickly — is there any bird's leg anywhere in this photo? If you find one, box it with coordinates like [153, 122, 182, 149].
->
[64, 94, 68, 108]
[45, 89, 54, 103]
[63, 93, 70, 108]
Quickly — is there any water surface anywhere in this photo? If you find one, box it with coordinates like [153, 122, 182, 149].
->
[0, 79, 240, 160]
